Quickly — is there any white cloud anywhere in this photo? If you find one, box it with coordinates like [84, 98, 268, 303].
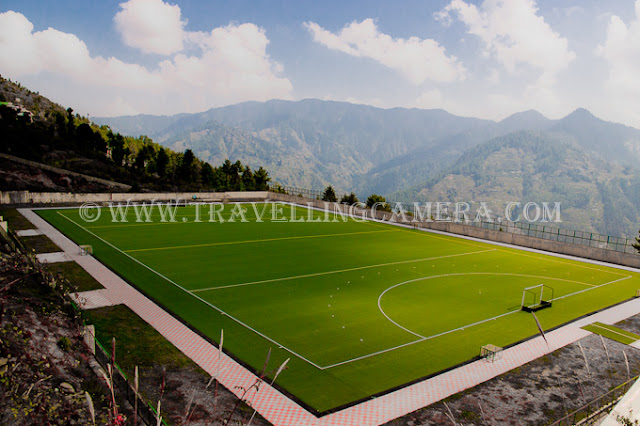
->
[595, 1, 640, 126]
[597, 2, 640, 97]
[114, 0, 185, 55]
[415, 85, 569, 122]
[0, 10, 292, 116]
[304, 18, 466, 85]
[415, 89, 445, 109]
[436, 0, 575, 84]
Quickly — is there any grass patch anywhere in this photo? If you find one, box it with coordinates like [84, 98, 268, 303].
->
[20, 234, 60, 253]
[591, 322, 640, 339]
[47, 262, 104, 292]
[582, 323, 638, 345]
[0, 208, 34, 230]
[82, 305, 199, 377]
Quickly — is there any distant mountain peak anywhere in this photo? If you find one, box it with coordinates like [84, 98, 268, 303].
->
[500, 109, 547, 122]
[564, 107, 597, 120]
[498, 109, 550, 133]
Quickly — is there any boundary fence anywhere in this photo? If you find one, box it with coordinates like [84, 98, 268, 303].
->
[463, 219, 636, 254]
[269, 186, 637, 255]
[550, 375, 638, 425]
[270, 185, 324, 200]
[266, 187, 640, 261]
[93, 339, 166, 426]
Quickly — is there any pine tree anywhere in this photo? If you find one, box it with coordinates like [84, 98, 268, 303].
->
[633, 230, 640, 254]
[322, 186, 337, 202]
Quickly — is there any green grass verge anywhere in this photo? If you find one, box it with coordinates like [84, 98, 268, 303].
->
[20, 234, 60, 253]
[82, 305, 199, 377]
[35, 204, 640, 413]
[47, 262, 104, 292]
[582, 322, 640, 345]
[0, 208, 34, 230]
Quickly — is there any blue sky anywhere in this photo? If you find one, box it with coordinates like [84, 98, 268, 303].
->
[2, 0, 640, 128]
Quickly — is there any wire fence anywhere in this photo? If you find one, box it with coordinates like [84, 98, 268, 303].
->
[0, 223, 26, 254]
[464, 219, 637, 254]
[94, 339, 166, 426]
[269, 185, 324, 200]
[549, 375, 638, 425]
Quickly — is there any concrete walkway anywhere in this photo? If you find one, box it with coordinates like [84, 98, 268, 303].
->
[18, 207, 640, 426]
[36, 251, 72, 263]
[70, 289, 121, 310]
[16, 229, 43, 236]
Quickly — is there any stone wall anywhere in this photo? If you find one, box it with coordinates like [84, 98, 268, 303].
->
[0, 190, 270, 205]
[415, 221, 640, 269]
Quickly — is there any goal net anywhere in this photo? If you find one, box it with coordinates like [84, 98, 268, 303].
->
[521, 284, 554, 312]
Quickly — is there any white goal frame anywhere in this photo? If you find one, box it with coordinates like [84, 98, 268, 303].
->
[521, 284, 554, 312]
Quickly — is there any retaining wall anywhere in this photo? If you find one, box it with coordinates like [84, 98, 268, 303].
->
[416, 221, 640, 269]
[0, 190, 270, 205]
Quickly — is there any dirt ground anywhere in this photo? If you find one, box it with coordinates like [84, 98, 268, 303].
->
[136, 364, 270, 425]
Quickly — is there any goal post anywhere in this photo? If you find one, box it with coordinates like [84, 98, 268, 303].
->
[480, 344, 503, 362]
[521, 284, 554, 312]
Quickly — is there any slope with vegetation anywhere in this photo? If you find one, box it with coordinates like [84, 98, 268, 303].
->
[0, 75, 271, 193]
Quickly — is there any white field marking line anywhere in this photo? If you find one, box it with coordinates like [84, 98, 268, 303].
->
[55, 211, 325, 370]
[550, 276, 632, 302]
[356, 215, 492, 250]
[85, 202, 351, 228]
[85, 218, 269, 229]
[376, 272, 596, 339]
[325, 271, 610, 369]
[329, 274, 636, 369]
[278, 200, 491, 250]
[326, 308, 521, 370]
[587, 323, 640, 340]
[124, 228, 396, 253]
[192, 249, 497, 293]
[400, 217, 638, 277]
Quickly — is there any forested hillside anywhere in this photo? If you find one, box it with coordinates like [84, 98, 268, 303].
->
[98, 99, 493, 192]
[0, 76, 270, 192]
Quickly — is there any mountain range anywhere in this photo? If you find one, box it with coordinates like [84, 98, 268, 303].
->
[95, 100, 640, 237]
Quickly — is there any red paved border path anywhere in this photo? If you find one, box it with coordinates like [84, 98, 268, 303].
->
[18, 207, 640, 426]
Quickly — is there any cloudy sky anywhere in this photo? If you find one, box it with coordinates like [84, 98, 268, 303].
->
[1, 0, 640, 127]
